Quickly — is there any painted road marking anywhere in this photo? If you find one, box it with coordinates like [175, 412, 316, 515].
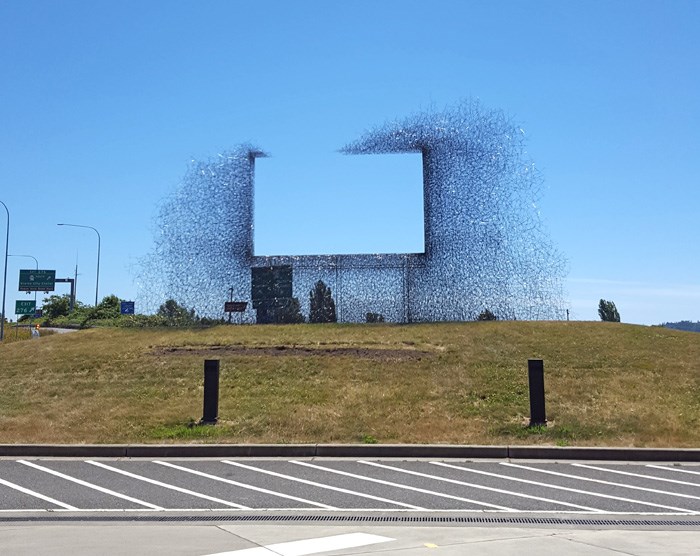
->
[647, 465, 700, 477]
[361, 461, 599, 512]
[154, 461, 337, 510]
[222, 461, 424, 510]
[18, 460, 164, 510]
[203, 532, 394, 556]
[300, 461, 518, 512]
[2, 460, 700, 514]
[498, 462, 696, 513]
[86, 461, 250, 510]
[0, 476, 78, 510]
[573, 463, 700, 490]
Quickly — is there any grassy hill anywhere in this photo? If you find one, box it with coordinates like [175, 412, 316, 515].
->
[0, 321, 698, 447]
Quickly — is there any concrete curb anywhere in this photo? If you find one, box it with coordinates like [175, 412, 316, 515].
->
[505, 446, 700, 462]
[1, 444, 699, 461]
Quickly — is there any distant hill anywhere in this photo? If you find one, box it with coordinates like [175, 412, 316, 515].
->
[662, 321, 700, 333]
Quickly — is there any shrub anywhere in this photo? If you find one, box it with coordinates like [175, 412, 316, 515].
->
[476, 309, 498, 321]
[366, 313, 385, 323]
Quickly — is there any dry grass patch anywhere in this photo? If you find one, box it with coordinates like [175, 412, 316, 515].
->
[0, 322, 698, 446]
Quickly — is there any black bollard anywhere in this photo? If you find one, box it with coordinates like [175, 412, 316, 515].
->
[528, 359, 547, 427]
[201, 359, 220, 425]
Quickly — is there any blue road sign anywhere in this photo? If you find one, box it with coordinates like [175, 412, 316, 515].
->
[120, 301, 135, 315]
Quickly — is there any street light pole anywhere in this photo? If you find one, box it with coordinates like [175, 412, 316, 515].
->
[57, 223, 101, 306]
[9, 254, 39, 306]
[10, 254, 38, 269]
[0, 201, 8, 341]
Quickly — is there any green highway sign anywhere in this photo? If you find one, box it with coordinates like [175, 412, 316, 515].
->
[15, 300, 36, 315]
[19, 269, 56, 292]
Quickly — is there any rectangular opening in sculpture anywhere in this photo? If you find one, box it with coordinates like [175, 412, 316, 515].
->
[254, 152, 424, 256]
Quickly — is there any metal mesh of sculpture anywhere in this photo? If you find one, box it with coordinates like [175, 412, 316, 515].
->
[138, 101, 566, 321]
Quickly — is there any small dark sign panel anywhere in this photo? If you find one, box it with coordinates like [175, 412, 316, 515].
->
[225, 301, 248, 313]
[120, 301, 135, 315]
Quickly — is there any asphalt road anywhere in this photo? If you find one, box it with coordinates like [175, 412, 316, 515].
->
[1, 459, 700, 514]
[2, 458, 700, 555]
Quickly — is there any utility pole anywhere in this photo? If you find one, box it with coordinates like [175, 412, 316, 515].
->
[57, 223, 100, 306]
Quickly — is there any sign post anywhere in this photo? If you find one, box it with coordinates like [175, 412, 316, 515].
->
[224, 301, 248, 324]
[14, 300, 36, 339]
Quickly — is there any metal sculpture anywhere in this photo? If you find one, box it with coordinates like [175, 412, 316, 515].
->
[139, 101, 566, 322]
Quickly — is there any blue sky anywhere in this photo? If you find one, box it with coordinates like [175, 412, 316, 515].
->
[1, 0, 698, 325]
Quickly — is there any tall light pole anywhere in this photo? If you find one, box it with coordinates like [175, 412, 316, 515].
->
[58, 223, 101, 306]
[0, 201, 8, 341]
[9, 254, 39, 307]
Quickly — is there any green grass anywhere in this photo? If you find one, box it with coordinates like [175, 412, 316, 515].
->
[148, 420, 230, 440]
[0, 321, 698, 446]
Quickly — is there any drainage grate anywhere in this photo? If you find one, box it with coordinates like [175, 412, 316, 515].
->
[0, 515, 699, 527]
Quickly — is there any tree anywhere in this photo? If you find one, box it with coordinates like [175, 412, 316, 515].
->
[598, 299, 620, 322]
[662, 321, 700, 333]
[309, 280, 337, 323]
[90, 294, 121, 320]
[157, 298, 198, 326]
[277, 297, 305, 324]
[42, 294, 72, 319]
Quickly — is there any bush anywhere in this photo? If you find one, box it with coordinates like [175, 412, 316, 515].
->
[42, 294, 80, 320]
[366, 312, 385, 323]
[89, 295, 121, 320]
[157, 299, 199, 326]
[476, 309, 498, 321]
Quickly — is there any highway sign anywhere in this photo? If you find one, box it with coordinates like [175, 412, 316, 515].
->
[19, 269, 56, 292]
[120, 301, 135, 315]
[15, 300, 36, 315]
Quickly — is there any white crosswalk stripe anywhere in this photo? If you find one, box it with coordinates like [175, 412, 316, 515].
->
[154, 460, 336, 509]
[202, 532, 394, 556]
[0, 459, 699, 514]
[18, 460, 163, 510]
[498, 462, 696, 513]
[222, 460, 424, 510]
[86, 460, 250, 509]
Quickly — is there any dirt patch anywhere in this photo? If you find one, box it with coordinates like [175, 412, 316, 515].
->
[154, 345, 432, 361]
